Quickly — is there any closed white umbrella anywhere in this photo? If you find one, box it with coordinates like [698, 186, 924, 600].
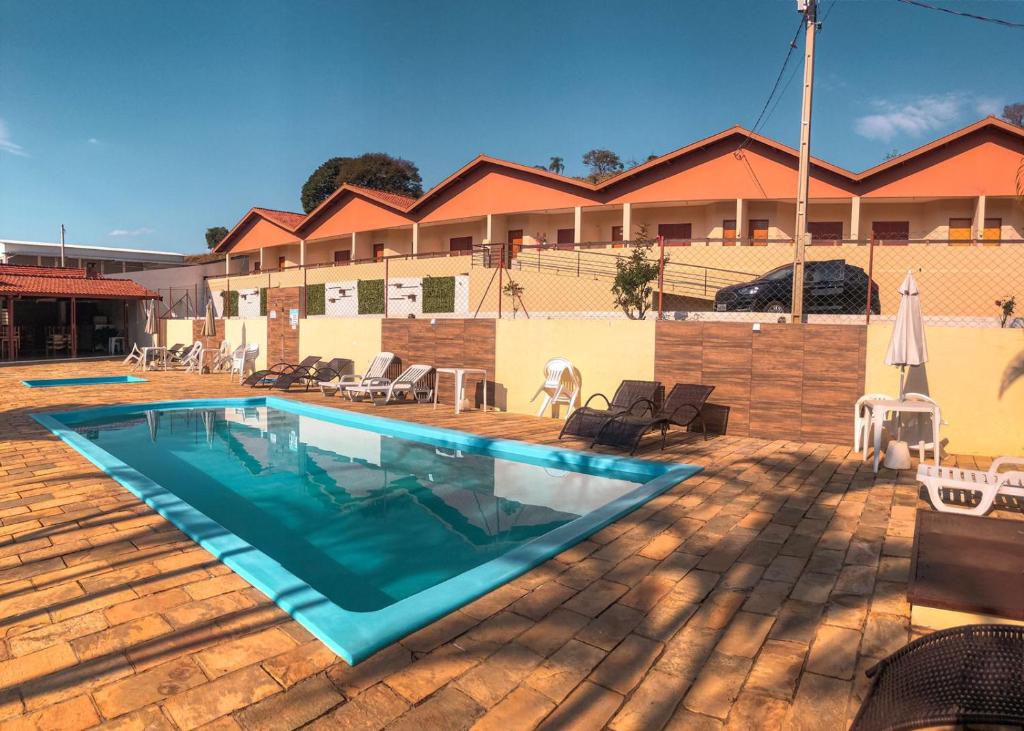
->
[202, 299, 216, 337]
[885, 270, 928, 399]
[144, 300, 158, 338]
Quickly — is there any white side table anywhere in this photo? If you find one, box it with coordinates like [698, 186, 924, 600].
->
[868, 398, 941, 473]
[433, 367, 488, 415]
[108, 336, 125, 355]
[140, 346, 167, 371]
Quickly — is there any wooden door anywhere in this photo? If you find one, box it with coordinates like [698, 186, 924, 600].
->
[808, 221, 843, 245]
[334, 250, 351, 265]
[556, 228, 575, 250]
[507, 229, 523, 260]
[749, 219, 769, 246]
[658, 223, 692, 246]
[611, 225, 624, 248]
[449, 236, 473, 255]
[722, 219, 736, 246]
[278, 255, 286, 270]
[948, 218, 972, 246]
[373, 243, 385, 261]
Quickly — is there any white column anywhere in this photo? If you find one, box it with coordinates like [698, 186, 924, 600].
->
[259, 248, 264, 271]
[574, 206, 582, 244]
[850, 196, 861, 242]
[622, 203, 632, 242]
[974, 195, 986, 241]
[735, 198, 746, 243]
[121, 261, 127, 273]
[351, 232, 358, 260]
[485, 214, 493, 244]
[412, 223, 419, 255]
[225, 253, 231, 275]
[36, 255, 42, 265]
[299, 239, 306, 267]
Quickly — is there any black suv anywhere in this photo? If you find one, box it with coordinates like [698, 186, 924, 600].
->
[713, 259, 880, 315]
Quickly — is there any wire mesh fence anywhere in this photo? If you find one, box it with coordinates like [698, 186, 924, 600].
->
[200, 238, 1024, 328]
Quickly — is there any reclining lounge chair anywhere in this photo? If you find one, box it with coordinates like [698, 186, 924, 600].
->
[243, 355, 322, 388]
[321, 352, 395, 397]
[345, 364, 434, 406]
[591, 383, 715, 454]
[558, 380, 663, 443]
[916, 456, 1024, 515]
[274, 357, 352, 392]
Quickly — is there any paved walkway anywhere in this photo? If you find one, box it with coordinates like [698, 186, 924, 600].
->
[0, 360, 1008, 730]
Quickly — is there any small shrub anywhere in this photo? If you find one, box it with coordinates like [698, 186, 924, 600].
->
[259, 288, 268, 316]
[306, 283, 326, 316]
[422, 276, 456, 313]
[358, 279, 385, 315]
[221, 290, 239, 317]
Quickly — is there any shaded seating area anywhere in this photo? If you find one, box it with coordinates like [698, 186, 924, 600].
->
[852, 624, 1024, 731]
[591, 383, 715, 454]
[558, 380, 663, 443]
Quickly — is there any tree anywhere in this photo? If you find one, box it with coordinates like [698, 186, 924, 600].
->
[548, 156, 565, 175]
[300, 153, 423, 213]
[582, 149, 624, 183]
[611, 224, 663, 320]
[1003, 103, 1024, 127]
[205, 226, 228, 250]
[884, 148, 901, 161]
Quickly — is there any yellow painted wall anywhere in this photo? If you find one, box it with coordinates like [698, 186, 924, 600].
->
[164, 319, 194, 349]
[495, 319, 656, 417]
[865, 323, 1024, 457]
[299, 318, 383, 375]
[224, 318, 267, 371]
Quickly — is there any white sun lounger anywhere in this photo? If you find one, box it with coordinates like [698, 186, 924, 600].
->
[320, 351, 395, 396]
[917, 457, 1024, 516]
[345, 364, 434, 406]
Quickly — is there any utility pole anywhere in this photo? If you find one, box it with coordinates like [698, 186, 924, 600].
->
[791, 0, 817, 322]
[59, 224, 66, 267]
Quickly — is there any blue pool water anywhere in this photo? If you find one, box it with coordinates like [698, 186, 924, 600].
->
[36, 397, 699, 663]
[23, 375, 147, 388]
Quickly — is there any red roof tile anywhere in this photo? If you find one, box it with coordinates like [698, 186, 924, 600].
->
[344, 185, 419, 210]
[0, 264, 159, 299]
[252, 208, 306, 229]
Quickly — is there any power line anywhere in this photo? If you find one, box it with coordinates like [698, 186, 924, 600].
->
[894, 0, 1024, 29]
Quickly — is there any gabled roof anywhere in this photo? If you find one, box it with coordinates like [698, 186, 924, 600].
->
[295, 183, 417, 236]
[0, 264, 159, 299]
[251, 207, 306, 229]
[343, 185, 418, 210]
[214, 206, 304, 253]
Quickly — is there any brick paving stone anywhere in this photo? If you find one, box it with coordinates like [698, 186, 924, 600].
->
[161, 592, 254, 628]
[510, 581, 577, 621]
[461, 584, 528, 621]
[634, 591, 700, 642]
[384, 644, 479, 704]
[526, 638, 606, 703]
[400, 610, 478, 654]
[589, 633, 663, 694]
[720, 562, 764, 590]
[762, 555, 807, 583]
[305, 683, 408, 731]
[665, 708, 724, 730]
[657, 626, 722, 681]
[768, 600, 824, 646]
[689, 590, 746, 630]
[744, 640, 806, 700]
[469, 686, 555, 731]
[724, 691, 790, 730]
[454, 611, 533, 655]
[834, 564, 877, 596]
[93, 656, 206, 719]
[517, 608, 590, 658]
[3, 695, 99, 731]
[555, 557, 613, 590]
[877, 556, 911, 582]
[233, 674, 343, 731]
[454, 642, 544, 708]
[861, 614, 910, 659]
[387, 687, 483, 731]
[325, 643, 412, 697]
[619, 573, 677, 612]
[262, 641, 340, 689]
[716, 611, 775, 658]
[825, 593, 869, 630]
[790, 571, 837, 604]
[604, 554, 659, 586]
[742, 579, 793, 615]
[535, 681, 623, 731]
[0, 641, 78, 688]
[806, 624, 862, 680]
[608, 668, 690, 731]
[162, 664, 282, 729]
[788, 672, 851, 731]
[8, 612, 108, 656]
[94, 705, 175, 731]
[684, 652, 753, 720]
[194, 627, 296, 678]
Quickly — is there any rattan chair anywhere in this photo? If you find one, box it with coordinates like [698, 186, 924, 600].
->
[591, 383, 715, 454]
[558, 380, 663, 442]
[852, 624, 1024, 731]
[243, 355, 321, 388]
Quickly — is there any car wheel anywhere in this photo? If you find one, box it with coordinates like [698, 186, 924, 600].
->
[764, 301, 787, 314]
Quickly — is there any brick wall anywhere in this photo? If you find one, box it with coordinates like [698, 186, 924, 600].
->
[655, 321, 865, 444]
[266, 287, 304, 366]
[381, 319, 496, 405]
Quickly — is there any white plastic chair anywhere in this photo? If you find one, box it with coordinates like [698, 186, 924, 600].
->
[530, 357, 580, 418]
[346, 364, 434, 405]
[178, 341, 204, 373]
[230, 344, 259, 382]
[123, 343, 144, 371]
[854, 393, 894, 458]
[901, 392, 947, 463]
[917, 457, 1024, 516]
[324, 351, 395, 397]
[209, 340, 232, 372]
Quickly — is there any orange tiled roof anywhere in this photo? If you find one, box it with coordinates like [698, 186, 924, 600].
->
[251, 208, 306, 230]
[0, 264, 159, 299]
[344, 185, 418, 210]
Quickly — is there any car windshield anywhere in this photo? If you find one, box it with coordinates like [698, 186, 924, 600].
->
[762, 265, 793, 281]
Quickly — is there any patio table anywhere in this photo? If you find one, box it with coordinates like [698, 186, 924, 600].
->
[140, 346, 167, 371]
[866, 397, 941, 473]
[433, 367, 488, 415]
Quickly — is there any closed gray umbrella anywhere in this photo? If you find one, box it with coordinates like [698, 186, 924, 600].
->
[202, 299, 216, 337]
[885, 270, 928, 398]
[144, 300, 157, 337]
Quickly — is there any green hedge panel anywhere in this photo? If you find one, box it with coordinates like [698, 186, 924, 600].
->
[358, 279, 385, 315]
[306, 283, 326, 316]
[422, 276, 456, 314]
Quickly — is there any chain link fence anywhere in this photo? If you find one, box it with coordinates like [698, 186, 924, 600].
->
[200, 238, 1024, 328]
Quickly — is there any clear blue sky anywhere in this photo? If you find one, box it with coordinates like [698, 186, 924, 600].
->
[1, 0, 1021, 252]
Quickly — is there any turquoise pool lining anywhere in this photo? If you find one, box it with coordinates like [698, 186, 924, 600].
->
[34, 396, 701, 664]
[22, 375, 148, 388]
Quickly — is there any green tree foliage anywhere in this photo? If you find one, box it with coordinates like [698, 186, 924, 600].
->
[422, 276, 456, 313]
[611, 225, 663, 320]
[306, 284, 326, 316]
[300, 153, 423, 213]
[1003, 103, 1024, 127]
[205, 226, 229, 250]
[582, 149, 624, 183]
[548, 157, 565, 175]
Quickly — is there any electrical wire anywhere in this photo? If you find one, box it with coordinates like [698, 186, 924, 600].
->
[735, 17, 806, 153]
[894, 0, 1024, 29]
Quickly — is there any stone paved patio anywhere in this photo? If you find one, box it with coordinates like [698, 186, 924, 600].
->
[0, 359, 1013, 730]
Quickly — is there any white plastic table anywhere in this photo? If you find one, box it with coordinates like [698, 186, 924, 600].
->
[140, 346, 167, 371]
[867, 398, 941, 474]
[107, 336, 125, 355]
[433, 367, 488, 415]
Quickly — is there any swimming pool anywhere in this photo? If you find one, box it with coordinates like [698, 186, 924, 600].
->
[36, 396, 700, 664]
[22, 375, 147, 388]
